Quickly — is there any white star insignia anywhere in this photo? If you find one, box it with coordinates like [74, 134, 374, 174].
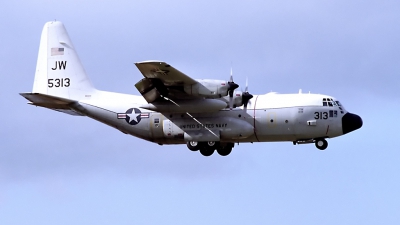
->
[127, 111, 140, 123]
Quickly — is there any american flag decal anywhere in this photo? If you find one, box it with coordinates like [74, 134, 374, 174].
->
[117, 113, 127, 119]
[51, 47, 64, 56]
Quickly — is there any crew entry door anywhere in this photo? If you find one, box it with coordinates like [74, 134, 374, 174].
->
[150, 113, 164, 138]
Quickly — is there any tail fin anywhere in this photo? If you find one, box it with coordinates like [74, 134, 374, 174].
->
[32, 21, 95, 100]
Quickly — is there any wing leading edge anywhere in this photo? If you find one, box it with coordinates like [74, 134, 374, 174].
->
[135, 61, 200, 103]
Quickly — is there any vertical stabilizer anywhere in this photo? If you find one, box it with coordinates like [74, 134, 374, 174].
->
[32, 21, 95, 100]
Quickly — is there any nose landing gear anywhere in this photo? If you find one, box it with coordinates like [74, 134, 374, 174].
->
[293, 138, 328, 150]
[315, 139, 328, 150]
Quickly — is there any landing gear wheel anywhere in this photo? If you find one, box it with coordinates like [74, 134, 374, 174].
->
[199, 147, 215, 156]
[315, 139, 328, 150]
[187, 141, 201, 151]
[199, 141, 218, 156]
[206, 141, 219, 149]
[217, 143, 234, 156]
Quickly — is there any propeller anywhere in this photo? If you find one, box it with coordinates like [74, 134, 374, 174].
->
[227, 68, 239, 109]
[242, 78, 253, 111]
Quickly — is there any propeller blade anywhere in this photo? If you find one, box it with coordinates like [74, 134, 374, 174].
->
[245, 77, 248, 92]
[242, 92, 253, 109]
[242, 78, 253, 111]
[227, 67, 239, 109]
[229, 95, 233, 109]
[230, 67, 233, 82]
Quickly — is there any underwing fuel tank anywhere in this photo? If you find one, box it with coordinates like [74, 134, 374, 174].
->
[141, 99, 228, 113]
[162, 117, 254, 141]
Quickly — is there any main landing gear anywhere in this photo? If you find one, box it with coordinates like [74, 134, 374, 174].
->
[293, 138, 328, 150]
[186, 141, 234, 156]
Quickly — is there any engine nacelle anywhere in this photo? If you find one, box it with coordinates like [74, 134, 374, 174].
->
[184, 79, 229, 98]
[221, 91, 244, 108]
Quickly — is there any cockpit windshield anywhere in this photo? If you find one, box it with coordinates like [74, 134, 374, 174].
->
[322, 98, 337, 107]
[322, 98, 345, 114]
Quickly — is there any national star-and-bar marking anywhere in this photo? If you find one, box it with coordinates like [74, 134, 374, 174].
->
[117, 113, 126, 119]
[117, 108, 149, 125]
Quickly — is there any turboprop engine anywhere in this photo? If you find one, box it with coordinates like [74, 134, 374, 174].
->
[135, 77, 239, 103]
[222, 90, 253, 109]
[162, 117, 254, 142]
[183, 79, 238, 98]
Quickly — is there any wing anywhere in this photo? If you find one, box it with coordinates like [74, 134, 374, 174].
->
[135, 61, 200, 103]
[135, 61, 197, 86]
[134, 61, 230, 113]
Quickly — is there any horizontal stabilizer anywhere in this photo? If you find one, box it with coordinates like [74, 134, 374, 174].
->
[20, 93, 84, 116]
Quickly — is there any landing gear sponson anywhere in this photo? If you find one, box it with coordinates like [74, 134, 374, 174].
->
[293, 138, 329, 150]
[187, 141, 234, 156]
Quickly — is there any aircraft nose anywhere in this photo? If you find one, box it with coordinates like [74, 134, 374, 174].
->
[342, 113, 363, 134]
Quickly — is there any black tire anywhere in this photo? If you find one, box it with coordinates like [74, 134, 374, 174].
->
[199, 146, 214, 156]
[216, 143, 234, 156]
[206, 141, 219, 149]
[315, 139, 328, 150]
[187, 141, 201, 151]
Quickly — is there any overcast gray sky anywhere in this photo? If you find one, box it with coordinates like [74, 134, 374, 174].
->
[1, 0, 400, 224]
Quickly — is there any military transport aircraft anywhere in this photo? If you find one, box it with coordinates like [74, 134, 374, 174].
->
[20, 21, 363, 156]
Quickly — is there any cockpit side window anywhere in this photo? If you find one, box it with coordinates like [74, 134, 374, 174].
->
[337, 101, 346, 114]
